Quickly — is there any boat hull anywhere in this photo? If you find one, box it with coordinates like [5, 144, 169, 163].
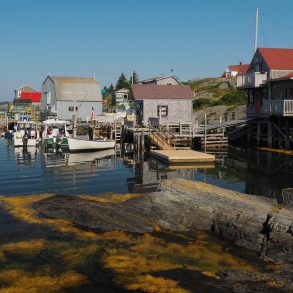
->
[14, 138, 38, 147]
[62, 137, 116, 152]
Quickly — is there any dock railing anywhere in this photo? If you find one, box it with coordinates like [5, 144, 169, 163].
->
[263, 100, 293, 116]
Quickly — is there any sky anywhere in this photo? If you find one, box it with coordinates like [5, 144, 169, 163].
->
[0, 0, 293, 101]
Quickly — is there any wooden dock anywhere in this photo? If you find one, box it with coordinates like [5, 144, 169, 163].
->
[150, 149, 215, 164]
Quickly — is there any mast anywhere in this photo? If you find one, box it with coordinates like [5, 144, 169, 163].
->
[254, 7, 259, 53]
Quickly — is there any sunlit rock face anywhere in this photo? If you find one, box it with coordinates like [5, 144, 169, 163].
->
[34, 179, 293, 265]
[0, 180, 292, 292]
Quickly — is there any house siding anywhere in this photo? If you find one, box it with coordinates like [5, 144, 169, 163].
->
[41, 76, 102, 120]
[141, 99, 192, 125]
[41, 77, 57, 112]
[56, 101, 102, 121]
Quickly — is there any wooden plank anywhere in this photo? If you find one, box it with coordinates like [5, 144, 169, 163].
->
[150, 150, 215, 164]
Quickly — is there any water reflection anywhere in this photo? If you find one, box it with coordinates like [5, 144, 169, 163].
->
[1, 138, 293, 204]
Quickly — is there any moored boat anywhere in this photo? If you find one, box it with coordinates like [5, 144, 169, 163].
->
[61, 137, 115, 152]
[42, 118, 70, 148]
[13, 121, 40, 147]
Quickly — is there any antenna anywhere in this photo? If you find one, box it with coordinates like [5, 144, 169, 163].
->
[254, 7, 259, 53]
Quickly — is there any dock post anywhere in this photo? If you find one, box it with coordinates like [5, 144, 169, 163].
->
[285, 118, 289, 149]
[267, 119, 272, 148]
[204, 113, 207, 152]
[256, 121, 261, 146]
[141, 130, 144, 154]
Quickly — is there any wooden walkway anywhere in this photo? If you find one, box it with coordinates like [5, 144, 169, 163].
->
[150, 149, 215, 164]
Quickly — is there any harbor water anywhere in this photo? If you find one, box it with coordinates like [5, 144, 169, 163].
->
[0, 139, 293, 204]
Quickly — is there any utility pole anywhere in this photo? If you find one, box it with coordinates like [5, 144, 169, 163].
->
[73, 96, 77, 138]
[254, 7, 259, 53]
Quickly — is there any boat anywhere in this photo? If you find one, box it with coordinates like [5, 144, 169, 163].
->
[42, 118, 70, 149]
[13, 121, 40, 147]
[60, 137, 116, 152]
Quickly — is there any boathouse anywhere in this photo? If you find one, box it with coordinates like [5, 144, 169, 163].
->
[40, 76, 102, 121]
[129, 84, 194, 126]
[237, 48, 293, 149]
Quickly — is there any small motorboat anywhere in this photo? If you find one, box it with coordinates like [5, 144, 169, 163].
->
[42, 118, 70, 149]
[60, 137, 116, 152]
[13, 121, 40, 147]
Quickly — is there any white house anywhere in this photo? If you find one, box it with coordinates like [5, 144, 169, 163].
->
[41, 76, 102, 121]
[139, 75, 182, 85]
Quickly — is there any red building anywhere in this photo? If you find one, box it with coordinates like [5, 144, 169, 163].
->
[15, 84, 41, 104]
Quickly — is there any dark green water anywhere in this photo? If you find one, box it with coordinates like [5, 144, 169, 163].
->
[1, 139, 293, 204]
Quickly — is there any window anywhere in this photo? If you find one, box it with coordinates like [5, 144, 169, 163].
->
[68, 106, 78, 111]
[157, 105, 168, 117]
[45, 92, 51, 104]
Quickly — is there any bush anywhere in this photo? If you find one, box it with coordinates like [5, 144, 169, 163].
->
[193, 98, 212, 110]
[219, 90, 246, 105]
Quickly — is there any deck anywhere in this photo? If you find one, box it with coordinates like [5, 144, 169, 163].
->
[150, 149, 215, 164]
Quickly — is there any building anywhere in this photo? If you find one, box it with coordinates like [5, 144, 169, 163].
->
[139, 75, 182, 85]
[15, 85, 41, 105]
[41, 76, 102, 121]
[236, 47, 293, 149]
[129, 84, 194, 125]
[113, 88, 129, 104]
[221, 62, 250, 78]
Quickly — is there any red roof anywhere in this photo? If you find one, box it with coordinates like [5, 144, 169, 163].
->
[258, 48, 293, 70]
[20, 92, 41, 103]
[228, 64, 250, 74]
[131, 84, 194, 100]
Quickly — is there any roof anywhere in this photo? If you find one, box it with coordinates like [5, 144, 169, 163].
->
[140, 75, 182, 84]
[15, 84, 39, 92]
[228, 64, 250, 74]
[268, 72, 293, 82]
[258, 48, 293, 70]
[20, 92, 41, 103]
[131, 84, 194, 100]
[44, 76, 102, 102]
[115, 88, 129, 93]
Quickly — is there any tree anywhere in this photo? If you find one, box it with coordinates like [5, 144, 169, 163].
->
[115, 73, 129, 91]
[129, 71, 139, 85]
[108, 83, 115, 94]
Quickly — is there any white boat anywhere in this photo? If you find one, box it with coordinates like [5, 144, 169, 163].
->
[42, 118, 71, 148]
[61, 137, 116, 152]
[13, 121, 40, 147]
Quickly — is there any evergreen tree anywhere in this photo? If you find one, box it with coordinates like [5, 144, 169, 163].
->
[108, 83, 115, 94]
[115, 73, 129, 90]
[129, 71, 139, 85]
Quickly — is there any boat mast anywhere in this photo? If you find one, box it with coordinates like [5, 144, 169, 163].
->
[254, 7, 259, 53]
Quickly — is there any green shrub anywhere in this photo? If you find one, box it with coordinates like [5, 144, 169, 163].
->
[193, 98, 212, 110]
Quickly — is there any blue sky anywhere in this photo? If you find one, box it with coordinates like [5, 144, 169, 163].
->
[1, 0, 293, 101]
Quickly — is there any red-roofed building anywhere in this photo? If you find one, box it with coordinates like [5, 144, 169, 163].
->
[221, 62, 250, 78]
[236, 48, 293, 149]
[130, 84, 194, 125]
[15, 84, 41, 105]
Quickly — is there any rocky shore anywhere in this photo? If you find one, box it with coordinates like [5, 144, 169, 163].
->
[34, 179, 293, 266]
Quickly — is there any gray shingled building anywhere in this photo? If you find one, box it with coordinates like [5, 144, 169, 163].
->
[41, 76, 102, 121]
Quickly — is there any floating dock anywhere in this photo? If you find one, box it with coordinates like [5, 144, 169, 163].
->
[150, 150, 215, 164]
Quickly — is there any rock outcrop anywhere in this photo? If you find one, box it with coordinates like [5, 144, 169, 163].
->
[34, 179, 293, 264]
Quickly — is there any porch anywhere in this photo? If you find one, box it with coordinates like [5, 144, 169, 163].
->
[237, 72, 267, 89]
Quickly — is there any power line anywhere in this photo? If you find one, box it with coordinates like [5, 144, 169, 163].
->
[260, 15, 269, 47]
[260, 12, 293, 31]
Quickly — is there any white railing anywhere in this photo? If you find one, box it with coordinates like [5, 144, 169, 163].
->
[237, 72, 267, 88]
[263, 100, 293, 116]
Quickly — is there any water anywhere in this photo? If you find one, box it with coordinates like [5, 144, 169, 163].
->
[1, 139, 293, 204]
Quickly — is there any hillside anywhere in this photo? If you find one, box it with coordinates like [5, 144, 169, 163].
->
[188, 77, 246, 111]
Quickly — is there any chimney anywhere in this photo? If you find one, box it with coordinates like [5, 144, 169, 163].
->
[240, 61, 242, 65]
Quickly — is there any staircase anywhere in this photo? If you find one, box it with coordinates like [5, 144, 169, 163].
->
[148, 126, 174, 150]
